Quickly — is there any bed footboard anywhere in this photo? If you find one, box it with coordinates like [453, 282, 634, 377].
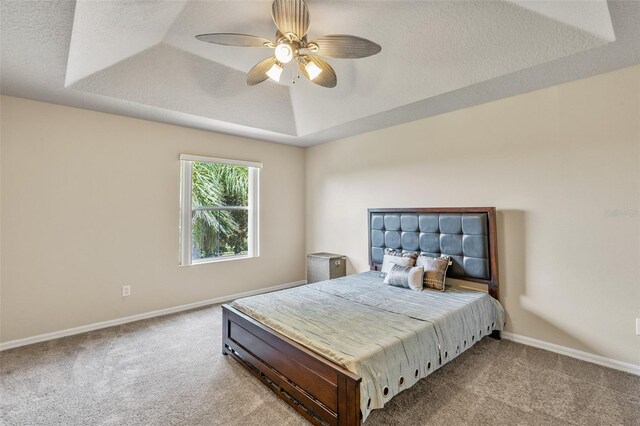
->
[222, 304, 362, 426]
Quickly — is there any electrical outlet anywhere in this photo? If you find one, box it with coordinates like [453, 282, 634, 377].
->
[122, 285, 131, 297]
[636, 318, 640, 336]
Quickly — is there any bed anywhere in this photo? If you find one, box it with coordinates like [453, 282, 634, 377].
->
[222, 207, 503, 425]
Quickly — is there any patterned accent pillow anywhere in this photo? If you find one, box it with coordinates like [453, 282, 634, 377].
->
[380, 249, 419, 276]
[383, 264, 424, 291]
[415, 256, 452, 291]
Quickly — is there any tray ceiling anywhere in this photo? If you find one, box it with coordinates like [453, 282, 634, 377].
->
[2, 0, 639, 146]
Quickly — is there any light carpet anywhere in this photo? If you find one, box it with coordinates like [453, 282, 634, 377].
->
[1, 305, 638, 425]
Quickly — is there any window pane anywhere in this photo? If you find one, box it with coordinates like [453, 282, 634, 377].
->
[191, 162, 248, 207]
[191, 209, 248, 260]
[220, 209, 248, 256]
[192, 213, 219, 260]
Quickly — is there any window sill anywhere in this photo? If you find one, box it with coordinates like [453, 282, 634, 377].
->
[181, 254, 257, 267]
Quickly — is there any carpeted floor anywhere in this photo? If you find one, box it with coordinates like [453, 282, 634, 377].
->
[1, 305, 638, 426]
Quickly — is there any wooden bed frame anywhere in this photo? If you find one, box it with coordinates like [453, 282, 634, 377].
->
[222, 207, 500, 425]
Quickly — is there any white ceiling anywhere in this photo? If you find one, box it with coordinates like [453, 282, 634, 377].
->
[1, 1, 639, 146]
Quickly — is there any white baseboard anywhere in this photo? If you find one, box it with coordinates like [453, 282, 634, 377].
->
[502, 331, 640, 376]
[0, 280, 306, 352]
[4, 289, 637, 377]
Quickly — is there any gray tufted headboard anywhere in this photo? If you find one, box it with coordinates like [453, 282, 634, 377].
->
[368, 207, 499, 300]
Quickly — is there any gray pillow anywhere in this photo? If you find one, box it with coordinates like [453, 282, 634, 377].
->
[380, 249, 419, 275]
[415, 255, 452, 291]
[383, 263, 425, 291]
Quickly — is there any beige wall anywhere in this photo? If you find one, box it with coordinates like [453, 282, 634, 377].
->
[306, 65, 640, 366]
[0, 96, 305, 343]
[2, 65, 639, 366]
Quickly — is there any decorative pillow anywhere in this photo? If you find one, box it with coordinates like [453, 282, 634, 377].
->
[384, 264, 425, 291]
[380, 249, 419, 275]
[415, 256, 452, 291]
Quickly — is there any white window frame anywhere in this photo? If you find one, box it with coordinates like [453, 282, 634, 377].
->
[179, 154, 261, 266]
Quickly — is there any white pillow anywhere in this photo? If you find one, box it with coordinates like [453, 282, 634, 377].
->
[381, 250, 418, 275]
[383, 263, 425, 291]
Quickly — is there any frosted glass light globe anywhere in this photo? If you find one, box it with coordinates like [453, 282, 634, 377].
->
[305, 61, 323, 80]
[275, 43, 294, 64]
[266, 63, 283, 82]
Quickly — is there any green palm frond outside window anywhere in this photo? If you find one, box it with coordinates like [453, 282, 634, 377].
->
[191, 162, 249, 259]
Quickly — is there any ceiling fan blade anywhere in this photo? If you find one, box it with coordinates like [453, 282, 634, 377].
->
[299, 56, 337, 88]
[308, 35, 382, 58]
[272, 0, 310, 40]
[247, 56, 277, 86]
[195, 33, 274, 48]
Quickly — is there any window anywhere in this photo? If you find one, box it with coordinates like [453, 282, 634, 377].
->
[180, 154, 260, 265]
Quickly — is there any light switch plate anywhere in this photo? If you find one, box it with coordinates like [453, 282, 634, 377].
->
[636, 318, 640, 336]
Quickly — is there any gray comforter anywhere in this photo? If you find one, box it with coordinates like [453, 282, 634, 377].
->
[230, 271, 504, 421]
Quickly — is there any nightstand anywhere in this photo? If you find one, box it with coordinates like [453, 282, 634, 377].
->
[306, 253, 347, 284]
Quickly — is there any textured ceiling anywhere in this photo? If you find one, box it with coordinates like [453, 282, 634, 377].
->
[1, 1, 639, 146]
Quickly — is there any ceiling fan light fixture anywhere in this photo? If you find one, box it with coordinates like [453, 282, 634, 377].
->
[305, 61, 323, 80]
[266, 62, 284, 82]
[196, 0, 382, 88]
[274, 43, 294, 63]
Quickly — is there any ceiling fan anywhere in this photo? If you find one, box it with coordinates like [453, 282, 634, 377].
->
[195, 0, 382, 88]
